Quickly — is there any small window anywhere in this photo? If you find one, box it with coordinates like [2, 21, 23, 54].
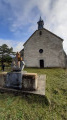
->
[39, 31, 42, 35]
[39, 49, 43, 53]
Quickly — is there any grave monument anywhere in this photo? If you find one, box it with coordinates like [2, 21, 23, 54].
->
[0, 52, 46, 95]
[5, 52, 25, 89]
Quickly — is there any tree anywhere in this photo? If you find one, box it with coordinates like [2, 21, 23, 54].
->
[0, 44, 15, 66]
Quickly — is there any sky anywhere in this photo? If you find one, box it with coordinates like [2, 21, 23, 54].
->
[0, 0, 67, 54]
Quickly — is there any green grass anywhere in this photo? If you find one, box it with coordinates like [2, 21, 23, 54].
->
[0, 68, 67, 120]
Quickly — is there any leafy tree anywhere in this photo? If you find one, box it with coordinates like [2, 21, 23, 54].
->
[0, 44, 15, 66]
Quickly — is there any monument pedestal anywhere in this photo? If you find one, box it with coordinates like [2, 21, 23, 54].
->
[5, 72, 38, 90]
[0, 72, 46, 95]
[5, 72, 22, 89]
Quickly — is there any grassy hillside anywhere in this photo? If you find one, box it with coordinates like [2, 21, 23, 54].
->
[0, 68, 67, 120]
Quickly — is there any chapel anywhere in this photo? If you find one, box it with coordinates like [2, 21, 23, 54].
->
[22, 17, 66, 68]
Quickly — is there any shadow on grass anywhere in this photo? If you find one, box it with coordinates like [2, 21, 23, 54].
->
[16, 93, 50, 106]
[0, 91, 49, 106]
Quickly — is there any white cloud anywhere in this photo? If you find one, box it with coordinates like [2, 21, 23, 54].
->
[0, 39, 24, 52]
[0, 39, 12, 48]
[0, 0, 67, 53]
[14, 42, 24, 52]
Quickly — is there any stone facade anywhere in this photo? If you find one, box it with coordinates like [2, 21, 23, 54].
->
[23, 28, 66, 68]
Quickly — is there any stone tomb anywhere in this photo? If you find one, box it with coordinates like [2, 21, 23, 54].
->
[0, 72, 46, 95]
[5, 72, 38, 90]
[0, 52, 46, 95]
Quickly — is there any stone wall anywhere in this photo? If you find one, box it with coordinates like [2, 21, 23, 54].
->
[24, 29, 66, 68]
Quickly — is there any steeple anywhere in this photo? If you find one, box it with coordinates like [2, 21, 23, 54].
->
[37, 16, 44, 30]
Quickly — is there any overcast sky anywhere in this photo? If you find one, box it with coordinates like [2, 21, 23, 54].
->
[0, 0, 67, 54]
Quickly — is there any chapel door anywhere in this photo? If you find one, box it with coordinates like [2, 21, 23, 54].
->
[40, 60, 44, 68]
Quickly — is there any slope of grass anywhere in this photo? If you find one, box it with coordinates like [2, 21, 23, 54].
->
[0, 68, 67, 120]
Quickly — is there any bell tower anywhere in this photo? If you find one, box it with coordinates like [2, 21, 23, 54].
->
[37, 16, 44, 30]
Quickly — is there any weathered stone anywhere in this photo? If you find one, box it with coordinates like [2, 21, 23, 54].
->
[0, 74, 46, 96]
[24, 29, 66, 68]
[0, 72, 7, 87]
[22, 73, 38, 90]
[0, 72, 46, 95]
[5, 72, 22, 89]
[1, 72, 38, 91]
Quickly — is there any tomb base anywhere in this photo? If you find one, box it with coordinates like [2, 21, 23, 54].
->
[4, 72, 38, 90]
[5, 72, 22, 89]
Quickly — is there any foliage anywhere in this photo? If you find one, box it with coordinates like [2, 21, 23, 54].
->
[0, 44, 15, 65]
[0, 68, 67, 120]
